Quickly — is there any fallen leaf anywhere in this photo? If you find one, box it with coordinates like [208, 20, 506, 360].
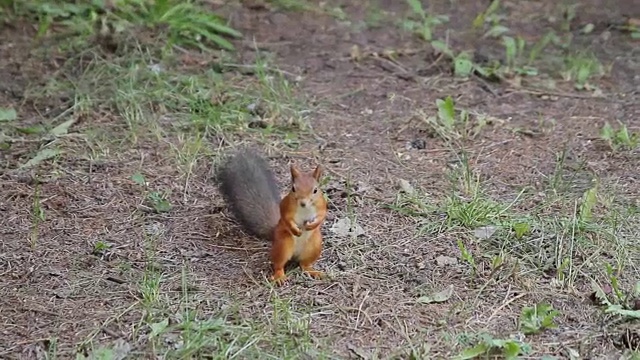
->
[435, 255, 458, 266]
[397, 178, 414, 194]
[150, 318, 169, 338]
[0, 107, 17, 122]
[19, 148, 61, 169]
[456, 343, 489, 359]
[350, 44, 362, 62]
[111, 339, 131, 360]
[627, 17, 640, 27]
[330, 217, 365, 237]
[81, 339, 130, 360]
[512, 222, 531, 238]
[417, 284, 454, 304]
[581, 23, 594, 34]
[604, 304, 640, 318]
[131, 172, 146, 186]
[49, 118, 77, 136]
[346, 343, 369, 359]
[566, 346, 580, 360]
[473, 225, 497, 240]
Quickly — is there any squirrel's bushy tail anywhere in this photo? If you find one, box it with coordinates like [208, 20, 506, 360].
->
[216, 149, 281, 241]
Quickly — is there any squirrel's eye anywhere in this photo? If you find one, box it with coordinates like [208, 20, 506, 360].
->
[313, 187, 318, 194]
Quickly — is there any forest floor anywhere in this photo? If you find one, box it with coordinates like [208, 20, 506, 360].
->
[1, 0, 639, 359]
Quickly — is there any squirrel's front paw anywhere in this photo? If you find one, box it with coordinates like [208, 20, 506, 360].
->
[291, 226, 303, 236]
[303, 217, 317, 231]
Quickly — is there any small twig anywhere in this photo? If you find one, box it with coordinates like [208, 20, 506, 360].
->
[485, 292, 528, 324]
[354, 289, 370, 330]
[418, 31, 448, 74]
[508, 87, 608, 99]
[420, 50, 445, 74]
[101, 327, 121, 338]
[222, 63, 300, 79]
[373, 56, 410, 74]
[105, 276, 127, 285]
[242, 265, 267, 288]
[473, 75, 501, 97]
[0, 338, 54, 355]
[542, 332, 608, 347]
[20, 307, 59, 317]
[346, 343, 368, 359]
[187, 234, 267, 251]
[79, 302, 138, 347]
[392, 115, 417, 139]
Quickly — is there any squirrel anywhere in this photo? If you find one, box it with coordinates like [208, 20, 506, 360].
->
[216, 149, 328, 284]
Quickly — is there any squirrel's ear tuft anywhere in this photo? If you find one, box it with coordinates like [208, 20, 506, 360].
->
[312, 165, 322, 181]
[290, 162, 300, 179]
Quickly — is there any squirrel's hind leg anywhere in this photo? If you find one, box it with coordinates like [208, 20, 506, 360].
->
[270, 232, 295, 285]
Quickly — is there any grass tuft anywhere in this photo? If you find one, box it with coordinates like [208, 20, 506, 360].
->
[3, 0, 241, 51]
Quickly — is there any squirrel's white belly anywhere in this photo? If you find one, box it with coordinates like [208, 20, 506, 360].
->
[293, 206, 317, 256]
[293, 231, 313, 257]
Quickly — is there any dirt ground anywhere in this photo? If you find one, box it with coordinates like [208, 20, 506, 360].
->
[1, 0, 640, 359]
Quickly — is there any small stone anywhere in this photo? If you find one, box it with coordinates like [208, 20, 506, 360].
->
[410, 139, 426, 149]
[435, 255, 458, 266]
[397, 178, 414, 194]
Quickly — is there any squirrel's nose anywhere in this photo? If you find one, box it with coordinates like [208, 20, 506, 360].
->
[300, 201, 307, 207]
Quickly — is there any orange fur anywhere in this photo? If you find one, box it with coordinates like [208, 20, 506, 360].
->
[217, 150, 327, 286]
[270, 163, 327, 284]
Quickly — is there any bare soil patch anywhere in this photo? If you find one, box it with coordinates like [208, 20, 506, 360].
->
[1, 0, 639, 358]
